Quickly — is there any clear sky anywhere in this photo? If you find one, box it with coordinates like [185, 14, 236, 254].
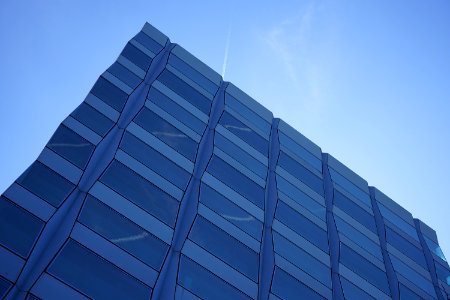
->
[1, 1, 449, 257]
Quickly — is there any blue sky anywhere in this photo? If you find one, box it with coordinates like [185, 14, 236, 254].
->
[1, 1, 449, 256]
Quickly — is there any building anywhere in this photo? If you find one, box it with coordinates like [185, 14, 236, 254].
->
[0, 22, 449, 300]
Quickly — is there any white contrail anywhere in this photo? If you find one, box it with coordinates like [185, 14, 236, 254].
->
[221, 25, 232, 79]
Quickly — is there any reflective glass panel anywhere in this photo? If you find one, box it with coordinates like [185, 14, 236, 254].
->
[399, 284, 422, 300]
[341, 277, 375, 300]
[334, 190, 377, 233]
[133, 31, 163, 54]
[91, 77, 129, 112]
[108, 62, 142, 89]
[385, 226, 427, 268]
[271, 267, 325, 300]
[121, 43, 153, 71]
[71, 102, 115, 137]
[0, 276, 11, 299]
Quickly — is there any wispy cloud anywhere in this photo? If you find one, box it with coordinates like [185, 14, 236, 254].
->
[222, 25, 232, 79]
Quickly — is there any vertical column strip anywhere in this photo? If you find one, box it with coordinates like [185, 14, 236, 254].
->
[322, 153, 345, 300]
[6, 40, 175, 300]
[369, 187, 400, 300]
[258, 118, 280, 300]
[151, 81, 228, 300]
[414, 219, 445, 300]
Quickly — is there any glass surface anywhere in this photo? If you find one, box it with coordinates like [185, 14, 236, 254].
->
[47, 125, 95, 170]
[199, 183, 262, 241]
[378, 203, 419, 241]
[275, 201, 328, 253]
[48, 239, 151, 300]
[157, 69, 211, 114]
[425, 237, 447, 262]
[385, 226, 427, 268]
[108, 62, 142, 89]
[329, 169, 371, 207]
[218, 111, 268, 156]
[133, 31, 163, 54]
[26, 294, 40, 300]
[148, 87, 206, 135]
[0, 276, 11, 299]
[71, 102, 115, 137]
[134, 107, 198, 161]
[435, 262, 450, 285]
[121, 42, 153, 71]
[334, 190, 377, 233]
[120, 132, 191, 190]
[91, 76, 129, 112]
[206, 155, 265, 209]
[178, 255, 251, 300]
[0, 196, 44, 258]
[278, 132, 322, 172]
[271, 267, 325, 300]
[189, 216, 259, 281]
[79, 195, 169, 270]
[278, 151, 324, 196]
[100, 160, 179, 227]
[399, 284, 422, 300]
[339, 243, 390, 294]
[18, 161, 75, 207]
[341, 277, 375, 300]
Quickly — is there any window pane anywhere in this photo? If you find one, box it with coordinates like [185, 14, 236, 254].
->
[341, 277, 375, 300]
[48, 240, 151, 300]
[100, 160, 179, 227]
[178, 255, 250, 300]
[71, 102, 115, 137]
[0, 276, 12, 299]
[334, 190, 377, 233]
[378, 203, 418, 240]
[207, 155, 264, 209]
[47, 125, 95, 170]
[18, 161, 75, 207]
[121, 43, 153, 71]
[133, 31, 163, 54]
[108, 62, 142, 90]
[434, 262, 450, 285]
[189, 216, 259, 281]
[134, 107, 198, 161]
[399, 284, 422, 300]
[79, 195, 169, 270]
[91, 77, 129, 112]
[271, 267, 325, 300]
[385, 226, 427, 269]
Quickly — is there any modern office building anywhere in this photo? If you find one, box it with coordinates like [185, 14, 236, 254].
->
[0, 22, 449, 300]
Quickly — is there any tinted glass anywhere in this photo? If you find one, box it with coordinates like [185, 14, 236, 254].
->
[48, 125, 95, 170]
[121, 43, 153, 71]
[108, 62, 142, 89]
[48, 240, 151, 300]
[271, 267, 325, 300]
[134, 107, 198, 161]
[435, 262, 450, 285]
[71, 102, 115, 137]
[91, 77, 129, 112]
[18, 161, 75, 207]
[133, 31, 163, 54]
[100, 160, 179, 227]
[341, 277, 375, 300]
[385, 226, 427, 268]
[207, 155, 264, 209]
[189, 216, 259, 281]
[334, 190, 377, 233]
[0, 276, 11, 299]
[399, 284, 422, 300]
[79, 195, 169, 270]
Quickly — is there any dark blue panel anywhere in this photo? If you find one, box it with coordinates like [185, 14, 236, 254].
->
[100, 160, 179, 227]
[385, 226, 427, 269]
[120, 132, 191, 190]
[178, 255, 251, 300]
[219, 111, 268, 156]
[79, 195, 169, 271]
[121, 42, 153, 71]
[133, 31, 164, 54]
[271, 267, 326, 300]
[340, 243, 390, 294]
[189, 216, 259, 281]
[148, 86, 207, 135]
[0, 196, 44, 258]
[157, 69, 211, 114]
[435, 262, 450, 285]
[341, 277, 375, 300]
[206, 155, 265, 209]
[134, 107, 198, 161]
[71, 102, 115, 137]
[275, 201, 328, 253]
[0, 276, 12, 298]
[399, 284, 422, 300]
[91, 77, 129, 112]
[17, 161, 75, 207]
[48, 240, 151, 300]
[47, 125, 95, 170]
[278, 151, 324, 196]
[199, 183, 262, 241]
[26, 294, 40, 300]
[108, 62, 142, 89]
[334, 190, 377, 233]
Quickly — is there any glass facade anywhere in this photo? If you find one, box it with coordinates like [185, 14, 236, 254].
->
[0, 22, 449, 300]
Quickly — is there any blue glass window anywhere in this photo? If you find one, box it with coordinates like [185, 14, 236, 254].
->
[341, 277, 375, 300]
[275, 201, 328, 253]
[134, 107, 198, 161]
[189, 216, 259, 281]
[334, 190, 377, 233]
[178, 255, 250, 300]
[207, 155, 265, 209]
[71, 102, 115, 137]
[26, 295, 39, 300]
[18, 161, 75, 207]
[108, 62, 142, 89]
[219, 111, 268, 156]
[48, 240, 151, 300]
[47, 125, 95, 170]
[199, 183, 262, 240]
[133, 31, 163, 54]
[0, 196, 44, 258]
[121, 43, 153, 71]
[0, 276, 11, 299]
[91, 77, 129, 112]
[79, 195, 169, 271]
[340, 243, 390, 294]
[278, 151, 324, 196]
[271, 267, 325, 300]
[100, 160, 179, 227]
[399, 284, 422, 300]
[157, 69, 211, 115]
[385, 226, 427, 268]
[435, 262, 450, 285]
[120, 132, 191, 190]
